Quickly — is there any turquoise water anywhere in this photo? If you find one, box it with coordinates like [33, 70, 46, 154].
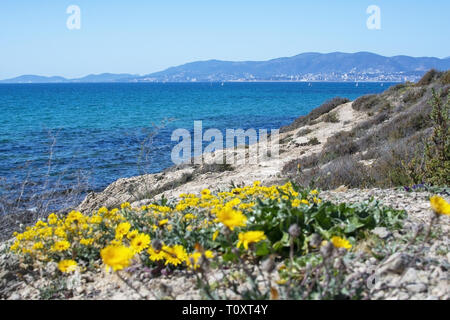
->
[0, 82, 394, 202]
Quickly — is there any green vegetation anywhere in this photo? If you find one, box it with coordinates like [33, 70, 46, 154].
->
[283, 70, 450, 189]
[322, 111, 340, 123]
[405, 89, 449, 185]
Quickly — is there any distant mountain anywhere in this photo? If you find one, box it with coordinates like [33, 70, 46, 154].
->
[71, 73, 138, 83]
[139, 52, 450, 82]
[0, 75, 69, 83]
[0, 73, 137, 84]
[2, 52, 449, 83]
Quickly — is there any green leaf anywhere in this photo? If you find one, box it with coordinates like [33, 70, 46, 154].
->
[255, 241, 270, 256]
[222, 248, 238, 262]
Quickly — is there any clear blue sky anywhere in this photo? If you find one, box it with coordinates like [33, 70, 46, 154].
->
[0, 0, 449, 79]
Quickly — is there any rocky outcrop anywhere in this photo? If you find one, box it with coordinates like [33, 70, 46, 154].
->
[77, 167, 195, 213]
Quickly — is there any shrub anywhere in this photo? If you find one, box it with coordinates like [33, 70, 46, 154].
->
[279, 134, 294, 145]
[416, 69, 442, 86]
[402, 90, 449, 186]
[295, 128, 313, 137]
[422, 89, 450, 185]
[307, 137, 320, 146]
[280, 97, 349, 133]
[322, 131, 358, 158]
[322, 111, 339, 123]
[402, 88, 426, 104]
[195, 162, 234, 175]
[440, 70, 450, 85]
[352, 94, 383, 111]
[293, 156, 375, 189]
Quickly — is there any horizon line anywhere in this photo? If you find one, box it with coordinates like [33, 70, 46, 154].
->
[1, 50, 448, 81]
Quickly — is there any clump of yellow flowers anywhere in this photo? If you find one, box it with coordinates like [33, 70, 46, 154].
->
[330, 236, 352, 250]
[430, 195, 450, 216]
[237, 231, 267, 250]
[8, 181, 324, 274]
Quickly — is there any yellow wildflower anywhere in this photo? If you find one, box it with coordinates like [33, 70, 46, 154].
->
[187, 250, 214, 270]
[237, 231, 267, 250]
[183, 213, 196, 220]
[80, 238, 94, 246]
[216, 207, 247, 231]
[331, 236, 352, 250]
[121, 202, 131, 209]
[58, 260, 77, 273]
[201, 189, 211, 196]
[10, 240, 20, 252]
[38, 227, 53, 239]
[162, 245, 188, 266]
[291, 199, 301, 207]
[32, 242, 44, 250]
[47, 213, 58, 225]
[101, 245, 134, 272]
[130, 233, 151, 253]
[212, 230, 219, 241]
[35, 220, 47, 228]
[159, 219, 169, 227]
[89, 215, 103, 224]
[110, 239, 122, 246]
[65, 211, 86, 227]
[115, 222, 131, 240]
[127, 229, 139, 240]
[147, 246, 166, 261]
[225, 198, 241, 208]
[51, 240, 70, 252]
[98, 207, 109, 215]
[430, 196, 450, 216]
[54, 227, 67, 239]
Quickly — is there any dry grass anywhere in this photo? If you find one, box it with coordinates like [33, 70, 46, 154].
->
[0, 159, 89, 241]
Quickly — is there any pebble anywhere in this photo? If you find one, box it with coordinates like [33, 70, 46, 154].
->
[8, 293, 21, 300]
[372, 227, 391, 239]
[401, 268, 418, 284]
[378, 252, 413, 275]
[406, 283, 427, 293]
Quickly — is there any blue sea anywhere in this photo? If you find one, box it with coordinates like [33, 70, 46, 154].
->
[0, 82, 395, 207]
